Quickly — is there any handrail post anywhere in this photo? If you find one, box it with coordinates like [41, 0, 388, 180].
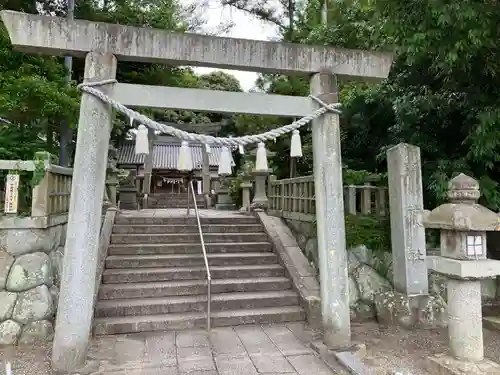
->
[188, 180, 211, 331]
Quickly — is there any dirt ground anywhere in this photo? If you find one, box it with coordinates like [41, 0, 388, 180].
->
[352, 321, 500, 374]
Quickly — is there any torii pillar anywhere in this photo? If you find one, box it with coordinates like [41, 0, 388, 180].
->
[59, 51, 117, 370]
[0, 10, 392, 370]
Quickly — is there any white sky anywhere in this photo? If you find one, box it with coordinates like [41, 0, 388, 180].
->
[182, 0, 279, 91]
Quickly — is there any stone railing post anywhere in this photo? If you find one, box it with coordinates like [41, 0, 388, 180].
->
[424, 174, 500, 374]
[268, 174, 276, 210]
[104, 145, 119, 209]
[118, 170, 139, 210]
[215, 176, 235, 210]
[202, 145, 211, 207]
[31, 152, 54, 217]
[387, 143, 428, 296]
[240, 181, 252, 212]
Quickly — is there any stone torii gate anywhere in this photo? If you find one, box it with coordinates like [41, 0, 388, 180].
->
[0, 10, 392, 371]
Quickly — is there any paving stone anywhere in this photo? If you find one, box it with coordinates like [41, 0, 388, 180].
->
[285, 322, 315, 343]
[177, 346, 216, 374]
[88, 336, 119, 361]
[145, 332, 177, 367]
[209, 328, 246, 355]
[249, 353, 295, 373]
[262, 325, 313, 356]
[111, 336, 147, 366]
[235, 326, 280, 354]
[215, 353, 258, 375]
[287, 354, 334, 375]
[177, 329, 211, 348]
[95, 368, 177, 375]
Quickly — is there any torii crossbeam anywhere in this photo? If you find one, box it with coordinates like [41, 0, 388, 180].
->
[0, 10, 392, 372]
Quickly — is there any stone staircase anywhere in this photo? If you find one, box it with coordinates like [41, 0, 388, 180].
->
[93, 213, 305, 335]
[147, 193, 206, 209]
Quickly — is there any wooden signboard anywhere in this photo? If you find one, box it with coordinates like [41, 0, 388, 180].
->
[4, 174, 20, 214]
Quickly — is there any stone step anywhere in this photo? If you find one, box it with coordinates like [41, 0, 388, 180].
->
[115, 216, 259, 225]
[99, 277, 292, 299]
[148, 198, 205, 203]
[147, 201, 205, 208]
[149, 197, 203, 200]
[483, 316, 500, 332]
[149, 195, 204, 199]
[112, 224, 264, 234]
[95, 290, 300, 317]
[93, 306, 306, 335]
[108, 241, 273, 255]
[102, 264, 285, 283]
[146, 206, 207, 210]
[110, 232, 269, 244]
[105, 253, 278, 268]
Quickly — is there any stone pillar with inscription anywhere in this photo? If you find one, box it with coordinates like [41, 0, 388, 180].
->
[424, 174, 500, 375]
[387, 143, 428, 296]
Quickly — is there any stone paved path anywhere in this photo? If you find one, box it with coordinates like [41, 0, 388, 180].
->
[0, 323, 340, 374]
[87, 323, 336, 375]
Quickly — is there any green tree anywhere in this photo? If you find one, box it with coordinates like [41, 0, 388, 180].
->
[225, 0, 500, 211]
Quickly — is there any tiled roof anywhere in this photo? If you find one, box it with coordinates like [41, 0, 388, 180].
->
[117, 141, 233, 170]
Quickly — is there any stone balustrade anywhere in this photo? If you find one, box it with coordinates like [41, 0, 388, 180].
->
[267, 174, 388, 221]
[0, 153, 72, 345]
[0, 152, 72, 217]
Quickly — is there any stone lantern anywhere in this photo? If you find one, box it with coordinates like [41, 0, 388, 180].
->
[423, 173, 500, 374]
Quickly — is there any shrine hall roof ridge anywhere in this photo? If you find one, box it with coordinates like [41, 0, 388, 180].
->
[117, 140, 233, 170]
[1, 10, 393, 79]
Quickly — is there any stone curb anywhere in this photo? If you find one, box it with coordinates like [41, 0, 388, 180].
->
[256, 212, 322, 329]
[310, 340, 374, 375]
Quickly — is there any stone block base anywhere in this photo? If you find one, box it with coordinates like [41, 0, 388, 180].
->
[427, 354, 500, 375]
[216, 203, 236, 210]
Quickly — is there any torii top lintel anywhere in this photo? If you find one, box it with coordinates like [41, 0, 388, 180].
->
[1, 10, 393, 80]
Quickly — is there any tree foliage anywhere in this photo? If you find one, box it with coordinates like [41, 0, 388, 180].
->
[5, 0, 500, 214]
[0, 0, 243, 164]
[224, 0, 500, 211]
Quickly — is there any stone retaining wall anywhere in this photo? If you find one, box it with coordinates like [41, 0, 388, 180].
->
[0, 215, 67, 345]
[283, 218, 498, 328]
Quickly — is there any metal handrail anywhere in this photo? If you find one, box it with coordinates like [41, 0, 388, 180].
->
[188, 179, 211, 330]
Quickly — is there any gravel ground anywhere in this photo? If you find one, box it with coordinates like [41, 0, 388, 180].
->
[352, 321, 500, 374]
[0, 342, 52, 375]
